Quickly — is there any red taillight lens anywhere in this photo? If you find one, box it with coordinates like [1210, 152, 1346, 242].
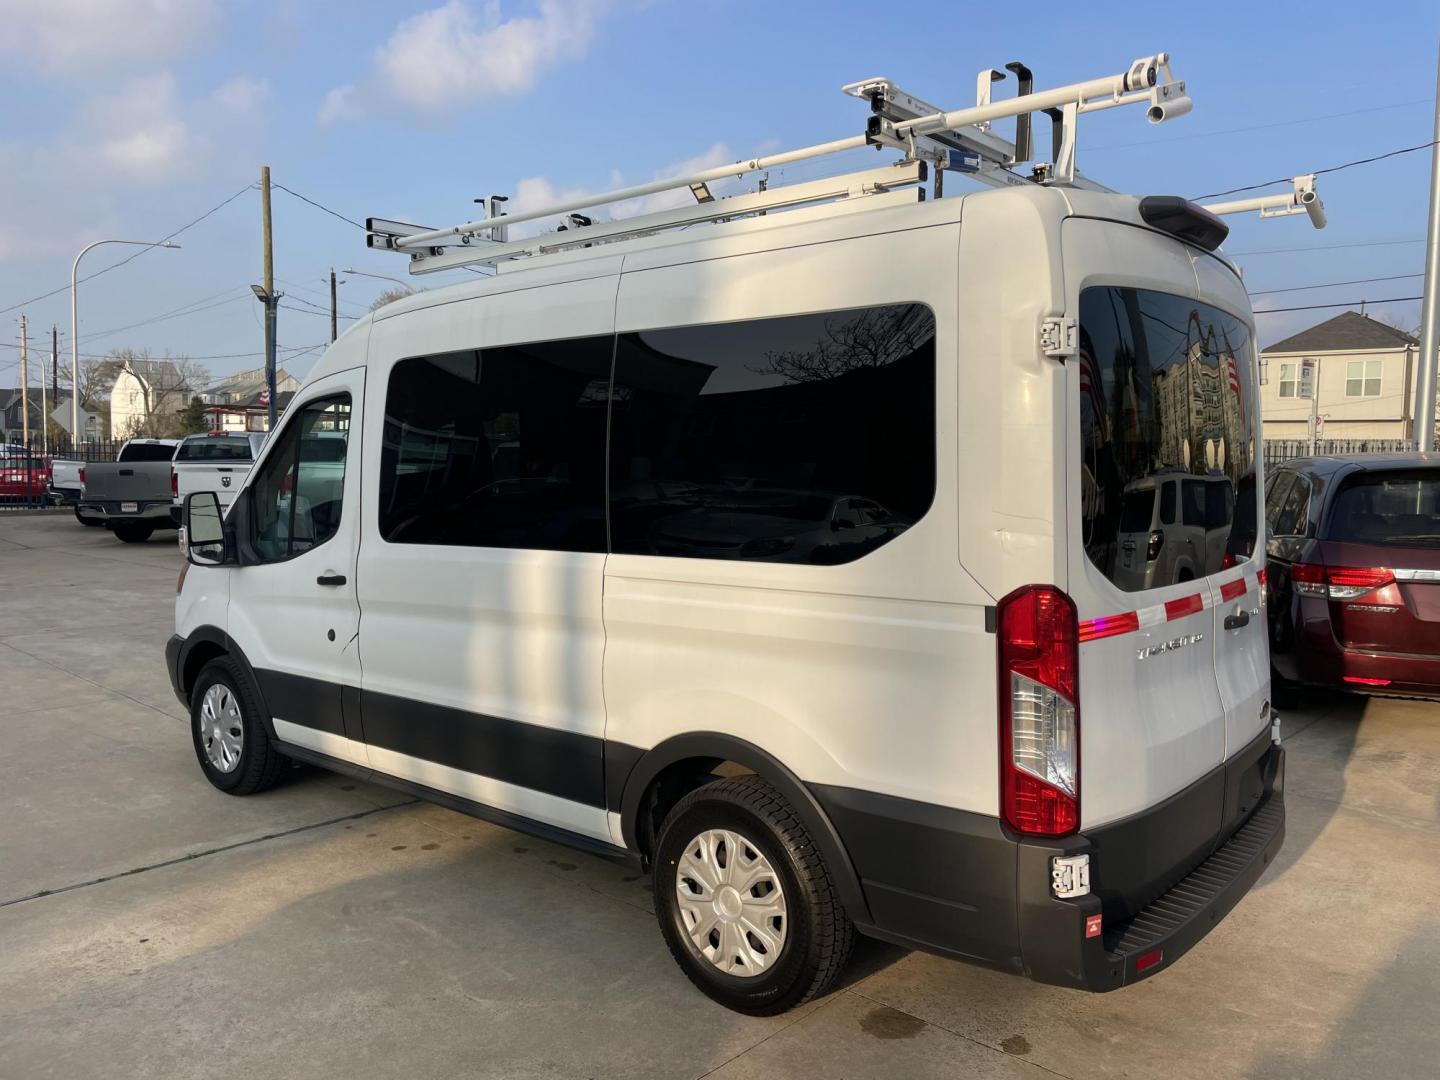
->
[1293, 563, 1394, 600]
[998, 585, 1080, 837]
[78, 467, 85, 485]
[171, 467, 178, 497]
[1221, 551, 1237, 570]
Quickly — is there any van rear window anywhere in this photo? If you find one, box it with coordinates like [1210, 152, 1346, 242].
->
[1325, 470, 1440, 545]
[1078, 287, 1257, 592]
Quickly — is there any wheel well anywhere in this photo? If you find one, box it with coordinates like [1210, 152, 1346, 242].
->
[180, 640, 228, 701]
[633, 757, 754, 861]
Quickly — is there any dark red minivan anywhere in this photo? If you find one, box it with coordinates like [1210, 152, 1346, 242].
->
[1266, 453, 1440, 699]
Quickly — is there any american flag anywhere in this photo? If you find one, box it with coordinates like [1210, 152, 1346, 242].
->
[1078, 346, 1107, 441]
[1224, 353, 1245, 424]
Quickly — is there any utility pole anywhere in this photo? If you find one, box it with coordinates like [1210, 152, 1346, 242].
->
[51, 326, 59, 450]
[261, 165, 278, 431]
[18, 315, 28, 449]
[329, 268, 338, 343]
[1415, 43, 1440, 453]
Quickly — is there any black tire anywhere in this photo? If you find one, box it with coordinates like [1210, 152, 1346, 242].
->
[1271, 666, 1301, 710]
[111, 522, 155, 543]
[74, 507, 101, 527]
[653, 774, 854, 1015]
[189, 657, 286, 795]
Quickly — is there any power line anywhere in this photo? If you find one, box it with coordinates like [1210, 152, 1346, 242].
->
[1196, 140, 1439, 200]
[1228, 238, 1424, 257]
[1248, 273, 1423, 297]
[1255, 295, 1422, 314]
[1089, 98, 1434, 152]
[0, 182, 255, 318]
[86, 289, 253, 343]
[279, 301, 356, 321]
[271, 181, 366, 231]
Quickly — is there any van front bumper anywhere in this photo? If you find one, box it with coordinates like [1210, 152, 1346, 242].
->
[813, 734, 1285, 991]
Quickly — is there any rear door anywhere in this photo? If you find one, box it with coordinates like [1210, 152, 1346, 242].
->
[1319, 468, 1440, 658]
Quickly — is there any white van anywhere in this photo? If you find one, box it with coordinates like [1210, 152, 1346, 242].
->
[169, 176, 1284, 1014]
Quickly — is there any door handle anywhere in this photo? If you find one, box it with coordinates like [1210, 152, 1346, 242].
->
[1224, 610, 1250, 630]
[316, 573, 347, 586]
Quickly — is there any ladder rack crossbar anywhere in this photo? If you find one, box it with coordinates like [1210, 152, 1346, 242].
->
[405, 162, 927, 274]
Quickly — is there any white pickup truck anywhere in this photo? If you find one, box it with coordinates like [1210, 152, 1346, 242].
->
[172, 432, 265, 519]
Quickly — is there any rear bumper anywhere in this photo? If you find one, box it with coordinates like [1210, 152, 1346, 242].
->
[78, 499, 179, 526]
[1295, 635, 1440, 697]
[814, 734, 1285, 991]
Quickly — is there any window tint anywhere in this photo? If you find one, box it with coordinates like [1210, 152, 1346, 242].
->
[1265, 472, 1295, 533]
[1078, 288, 1257, 591]
[1159, 481, 1176, 525]
[176, 438, 254, 462]
[379, 338, 612, 551]
[608, 305, 935, 565]
[1272, 474, 1310, 537]
[1325, 470, 1440, 545]
[1119, 489, 1155, 532]
[250, 396, 350, 562]
[118, 442, 175, 463]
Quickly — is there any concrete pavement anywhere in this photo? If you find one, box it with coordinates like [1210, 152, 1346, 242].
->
[2, 512, 1438, 1079]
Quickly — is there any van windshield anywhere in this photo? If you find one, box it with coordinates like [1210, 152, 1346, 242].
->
[1077, 287, 1257, 592]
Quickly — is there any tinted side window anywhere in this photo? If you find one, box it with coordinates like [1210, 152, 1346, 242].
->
[250, 395, 351, 562]
[379, 338, 612, 551]
[1265, 472, 1295, 533]
[1078, 288, 1257, 591]
[609, 305, 935, 565]
[1159, 481, 1176, 525]
[176, 440, 253, 462]
[1272, 474, 1311, 537]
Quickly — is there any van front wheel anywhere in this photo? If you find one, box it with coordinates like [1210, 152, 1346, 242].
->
[653, 774, 854, 1015]
[190, 658, 285, 795]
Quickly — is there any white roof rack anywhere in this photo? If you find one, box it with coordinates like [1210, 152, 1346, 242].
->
[364, 52, 1320, 276]
[1200, 174, 1327, 228]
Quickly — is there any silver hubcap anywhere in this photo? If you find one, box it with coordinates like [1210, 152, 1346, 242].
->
[199, 683, 243, 773]
[675, 828, 787, 977]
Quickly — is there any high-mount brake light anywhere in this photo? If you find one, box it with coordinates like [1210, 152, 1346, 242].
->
[997, 585, 1080, 837]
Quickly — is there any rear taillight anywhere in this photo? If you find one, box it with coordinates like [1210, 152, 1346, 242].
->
[78, 467, 85, 485]
[998, 585, 1080, 837]
[171, 467, 178, 497]
[1146, 530, 1164, 561]
[1293, 563, 1395, 600]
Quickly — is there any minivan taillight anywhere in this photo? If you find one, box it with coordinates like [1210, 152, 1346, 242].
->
[997, 585, 1080, 837]
[1293, 563, 1394, 600]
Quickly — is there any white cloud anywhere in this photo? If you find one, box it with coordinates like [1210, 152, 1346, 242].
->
[209, 76, 269, 117]
[0, 0, 220, 72]
[79, 74, 196, 182]
[498, 143, 739, 238]
[321, 0, 609, 122]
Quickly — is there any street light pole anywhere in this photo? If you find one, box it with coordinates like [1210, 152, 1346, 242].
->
[340, 267, 414, 291]
[70, 238, 180, 440]
[1414, 43, 1440, 452]
[250, 285, 283, 431]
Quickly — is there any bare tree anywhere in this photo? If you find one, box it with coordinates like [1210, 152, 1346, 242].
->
[57, 356, 122, 413]
[752, 306, 933, 383]
[111, 349, 211, 438]
[369, 287, 414, 312]
[1372, 310, 1421, 340]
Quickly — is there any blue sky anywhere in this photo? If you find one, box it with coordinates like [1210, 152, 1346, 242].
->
[1, 0, 1438, 388]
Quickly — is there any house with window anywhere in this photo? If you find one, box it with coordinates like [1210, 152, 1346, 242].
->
[1258, 311, 1427, 442]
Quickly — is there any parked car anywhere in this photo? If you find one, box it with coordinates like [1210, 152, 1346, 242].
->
[172, 432, 266, 519]
[1265, 453, 1440, 700]
[49, 458, 85, 508]
[1111, 472, 1235, 590]
[0, 452, 50, 505]
[169, 177, 1283, 1014]
[77, 438, 180, 542]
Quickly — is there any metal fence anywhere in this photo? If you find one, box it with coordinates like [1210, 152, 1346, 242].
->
[0, 437, 124, 511]
[1262, 438, 1411, 469]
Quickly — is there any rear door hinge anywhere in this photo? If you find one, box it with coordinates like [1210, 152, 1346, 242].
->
[1040, 316, 1077, 359]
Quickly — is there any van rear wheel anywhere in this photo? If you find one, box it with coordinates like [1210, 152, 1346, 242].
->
[653, 774, 853, 1015]
[190, 657, 285, 795]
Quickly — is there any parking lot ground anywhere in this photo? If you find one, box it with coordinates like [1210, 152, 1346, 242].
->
[2, 511, 1438, 1079]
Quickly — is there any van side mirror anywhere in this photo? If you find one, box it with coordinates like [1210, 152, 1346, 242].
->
[185, 492, 229, 566]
